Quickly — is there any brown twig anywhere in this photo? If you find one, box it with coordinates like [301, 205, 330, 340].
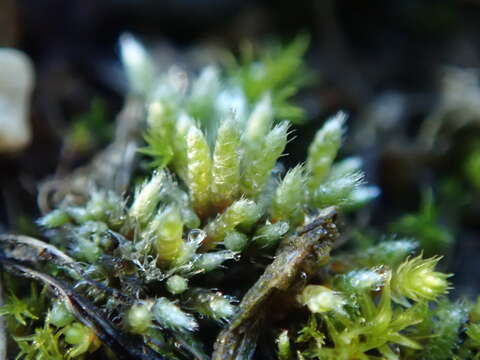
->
[0, 234, 131, 303]
[212, 207, 338, 360]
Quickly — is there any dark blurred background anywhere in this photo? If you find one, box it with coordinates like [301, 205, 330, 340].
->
[2, 0, 480, 294]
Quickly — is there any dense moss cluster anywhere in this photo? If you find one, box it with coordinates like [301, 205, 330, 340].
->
[1, 35, 480, 360]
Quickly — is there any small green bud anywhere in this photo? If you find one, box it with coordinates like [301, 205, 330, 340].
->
[127, 302, 153, 334]
[310, 171, 364, 208]
[153, 297, 198, 332]
[224, 231, 248, 252]
[271, 165, 306, 225]
[392, 255, 451, 302]
[187, 289, 237, 322]
[204, 199, 260, 249]
[186, 125, 212, 218]
[307, 112, 346, 190]
[277, 330, 291, 360]
[64, 322, 101, 357]
[211, 117, 241, 210]
[83, 191, 125, 227]
[129, 171, 164, 225]
[148, 205, 184, 265]
[241, 121, 289, 197]
[48, 301, 75, 327]
[337, 268, 388, 293]
[37, 209, 71, 228]
[72, 221, 108, 262]
[297, 285, 346, 314]
[76, 237, 102, 263]
[192, 250, 237, 273]
[253, 221, 289, 248]
[66, 206, 90, 224]
[166, 275, 189, 295]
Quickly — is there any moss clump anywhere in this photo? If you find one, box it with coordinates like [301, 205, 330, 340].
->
[0, 34, 476, 360]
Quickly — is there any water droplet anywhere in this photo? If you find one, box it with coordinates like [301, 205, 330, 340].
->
[188, 229, 206, 244]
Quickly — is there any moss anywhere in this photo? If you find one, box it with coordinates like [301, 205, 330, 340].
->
[1, 34, 474, 360]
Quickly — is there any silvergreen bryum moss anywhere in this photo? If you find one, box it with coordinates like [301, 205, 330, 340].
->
[1, 34, 472, 360]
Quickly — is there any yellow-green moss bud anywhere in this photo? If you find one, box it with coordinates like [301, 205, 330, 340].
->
[242, 121, 289, 197]
[211, 117, 241, 210]
[149, 205, 184, 265]
[187, 289, 237, 322]
[129, 171, 164, 225]
[271, 165, 306, 225]
[127, 302, 153, 334]
[153, 297, 198, 332]
[277, 330, 291, 360]
[253, 221, 289, 248]
[38, 209, 71, 228]
[224, 231, 248, 252]
[166, 275, 189, 295]
[64, 322, 101, 357]
[297, 285, 346, 314]
[392, 255, 451, 302]
[48, 301, 75, 328]
[204, 199, 260, 249]
[307, 112, 346, 190]
[186, 125, 212, 218]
